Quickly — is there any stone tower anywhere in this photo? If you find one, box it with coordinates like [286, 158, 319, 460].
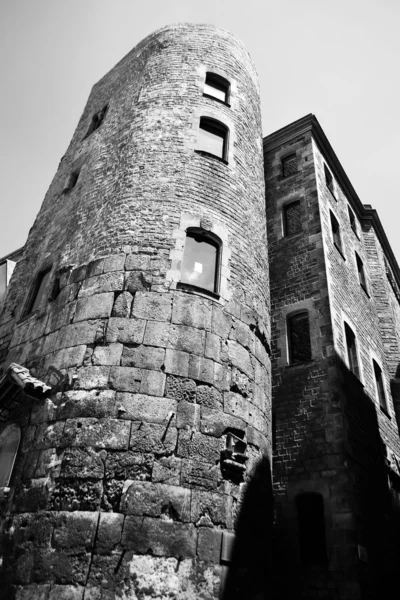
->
[0, 24, 271, 599]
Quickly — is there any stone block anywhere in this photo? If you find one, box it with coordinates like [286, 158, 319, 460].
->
[176, 400, 200, 430]
[102, 479, 124, 512]
[224, 391, 249, 421]
[78, 272, 124, 298]
[117, 393, 176, 423]
[214, 362, 231, 391]
[62, 418, 130, 449]
[200, 406, 246, 438]
[33, 422, 66, 450]
[132, 292, 172, 322]
[120, 481, 191, 522]
[96, 512, 124, 553]
[12, 478, 49, 513]
[172, 294, 212, 330]
[74, 293, 114, 322]
[130, 422, 177, 455]
[92, 343, 123, 366]
[211, 305, 232, 338]
[57, 390, 116, 419]
[105, 451, 152, 480]
[14, 585, 52, 600]
[70, 265, 87, 284]
[112, 291, 134, 317]
[164, 349, 190, 377]
[60, 447, 104, 479]
[229, 318, 250, 349]
[103, 254, 126, 273]
[109, 366, 141, 392]
[188, 355, 214, 384]
[152, 456, 181, 485]
[121, 345, 165, 370]
[35, 448, 61, 478]
[197, 527, 222, 563]
[105, 317, 146, 344]
[49, 585, 84, 600]
[168, 324, 205, 356]
[249, 402, 267, 434]
[125, 253, 151, 271]
[140, 370, 166, 396]
[75, 366, 110, 390]
[58, 321, 100, 349]
[125, 271, 152, 294]
[165, 375, 196, 402]
[45, 302, 76, 335]
[52, 512, 98, 553]
[86, 258, 105, 278]
[191, 490, 233, 528]
[180, 459, 221, 491]
[177, 431, 221, 463]
[143, 321, 170, 347]
[196, 385, 222, 409]
[121, 516, 197, 558]
[221, 340, 253, 378]
[205, 331, 221, 362]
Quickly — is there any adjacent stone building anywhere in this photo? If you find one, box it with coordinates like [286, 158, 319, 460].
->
[0, 24, 399, 600]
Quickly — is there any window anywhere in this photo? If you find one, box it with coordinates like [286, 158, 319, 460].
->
[348, 205, 357, 235]
[27, 266, 52, 314]
[344, 322, 359, 378]
[295, 493, 327, 566]
[0, 424, 21, 488]
[288, 312, 312, 364]
[355, 253, 367, 293]
[197, 118, 228, 161]
[373, 360, 389, 414]
[63, 169, 80, 194]
[203, 73, 230, 104]
[282, 154, 297, 178]
[284, 200, 302, 236]
[84, 104, 108, 139]
[324, 164, 335, 197]
[330, 211, 343, 255]
[179, 229, 221, 295]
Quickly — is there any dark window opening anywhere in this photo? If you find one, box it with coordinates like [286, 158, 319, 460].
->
[348, 206, 357, 235]
[282, 154, 297, 178]
[344, 322, 359, 378]
[204, 73, 230, 104]
[27, 267, 52, 314]
[84, 104, 108, 139]
[330, 211, 343, 255]
[63, 170, 80, 194]
[284, 200, 302, 236]
[0, 424, 21, 488]
[324, 164, 335, 197]
[179, 229, 221, 295]
[296, 493, 328, 567]
[197, 118, 228, 161]
[288, 312, 312, 364]
[373, 360, 388, 414]
[356, 253, 367, 293]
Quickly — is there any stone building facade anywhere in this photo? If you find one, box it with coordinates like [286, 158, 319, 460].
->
[0, 24, 400, 600]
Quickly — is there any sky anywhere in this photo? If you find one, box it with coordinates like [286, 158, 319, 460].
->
[1, 0, 399, 263]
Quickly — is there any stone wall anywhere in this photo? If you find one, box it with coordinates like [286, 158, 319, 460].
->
[0, 24, 270, 599]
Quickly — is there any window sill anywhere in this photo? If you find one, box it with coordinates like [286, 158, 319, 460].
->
[194, 150, 228, 165]
[177, 282, 220, 301]
[202, 93, 230, 107]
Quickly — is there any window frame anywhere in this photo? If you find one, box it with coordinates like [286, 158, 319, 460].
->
[324, 164, 335, 198]
[177, 227, 222, 298]
[196, 117, 229, 163]
[355, 252, 368, 294]
[287, 310, 312, 366]
[344, 321, 360, 379]
[283, 199, 302, 237]
[25, 265, 52, 316]
[203, 72, 230, 105]
[330, 210, 344, 257]
[348, 205, 358, 236]
[281, 153, 298, 179]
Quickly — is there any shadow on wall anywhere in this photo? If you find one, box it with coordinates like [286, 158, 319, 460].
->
[271, 352, 400, 600]
[221, 454, 273, 600]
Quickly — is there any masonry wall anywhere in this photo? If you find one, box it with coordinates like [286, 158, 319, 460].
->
[0, 24, 270, 600]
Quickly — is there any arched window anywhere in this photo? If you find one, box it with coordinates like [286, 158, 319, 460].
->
[203, 73, 230, 104]
[179, 228, 221, 295]
[0, 424, 21, 488]
[197, 117, 228, 161]
[296, 492, 327, 566]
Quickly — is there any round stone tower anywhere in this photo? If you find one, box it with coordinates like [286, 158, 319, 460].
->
[0, 24, 270, 599]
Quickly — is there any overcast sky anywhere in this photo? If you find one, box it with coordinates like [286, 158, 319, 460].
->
[1, 0, 399, 263]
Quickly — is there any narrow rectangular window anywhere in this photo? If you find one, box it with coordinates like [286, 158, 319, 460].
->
[204, 73, 230, 104]
[288, 312, 312, 364]
[324, 164, 335, 197]
[27, 267, 52, 314]
[284, 200, 302, 236]
[373, 360, 388, 414]
[197, 118, 227, 160]
[356, 253, 367, 293]
[348, 205, 357, 235]
[330, 211, 343, 255]
[344, 322, 359, 378]
[282, 154, 297, 178]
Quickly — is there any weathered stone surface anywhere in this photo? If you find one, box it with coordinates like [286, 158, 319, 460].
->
[152, 456, 181, 485]
[213, 362, 231, 391]
[221, 339, 253, 378]
[164, 349, 190, 377]
[172, 295, 212, 331]
[177, 431, 221, 462]
[130, 422, 177, 455]
[62, 418, 130, 449]
[132, 292, 172, 322]
[60, 447, 105, 479]
[196, 385, 222, 409]
[14, 584, 52, 600]
[176, 400, 200, 430]
[143, 321, 170, 347]
[58, 321, 101, 349]
[111, 291, 134, 318]
[52, 512, 98, 552]
[205, 331, 221, 362]
[105, 451, 152, 480]
[120, 481, 191, 521]
[78, 273, 124, 298]
[33, 422, 66, 450]
[105, 317, 146, 344]
[125, 271, 152, 294]
[57, 390, 117, 419]
[165, 375, 196, 402]
[121, 517, 197, 557]
[51, 480, 103, 511]
[104, 254, 126, 273]
[197, 527, 222, 563]
[140, 369, 166, 396]
[49, 585, 85, 600]
[200, 406, 246, 438]
[181, 459, 222, 491]
[211, 305, 232, 339]
[96, 512, 124, 554]
[50, 345, 87, 369]
[168, 324, 205, 356]
[188, 355, 214, 384]
[35, 448, 61, 478]
[191, 490, 233, 528]
[92, 343, 123, 366]
[248, 402, 267, 434]
[224, 391, 249, 421]
[75, 366, 110, 390]
[109, 366, 141, 392]
[125, 253, 151, 271]
[231, 367, 251, 396]
[121, 345, 165, 370]
[116, 393, 176, 423]
[102, 479, 124, 511]
[74, 293, 114, 322]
